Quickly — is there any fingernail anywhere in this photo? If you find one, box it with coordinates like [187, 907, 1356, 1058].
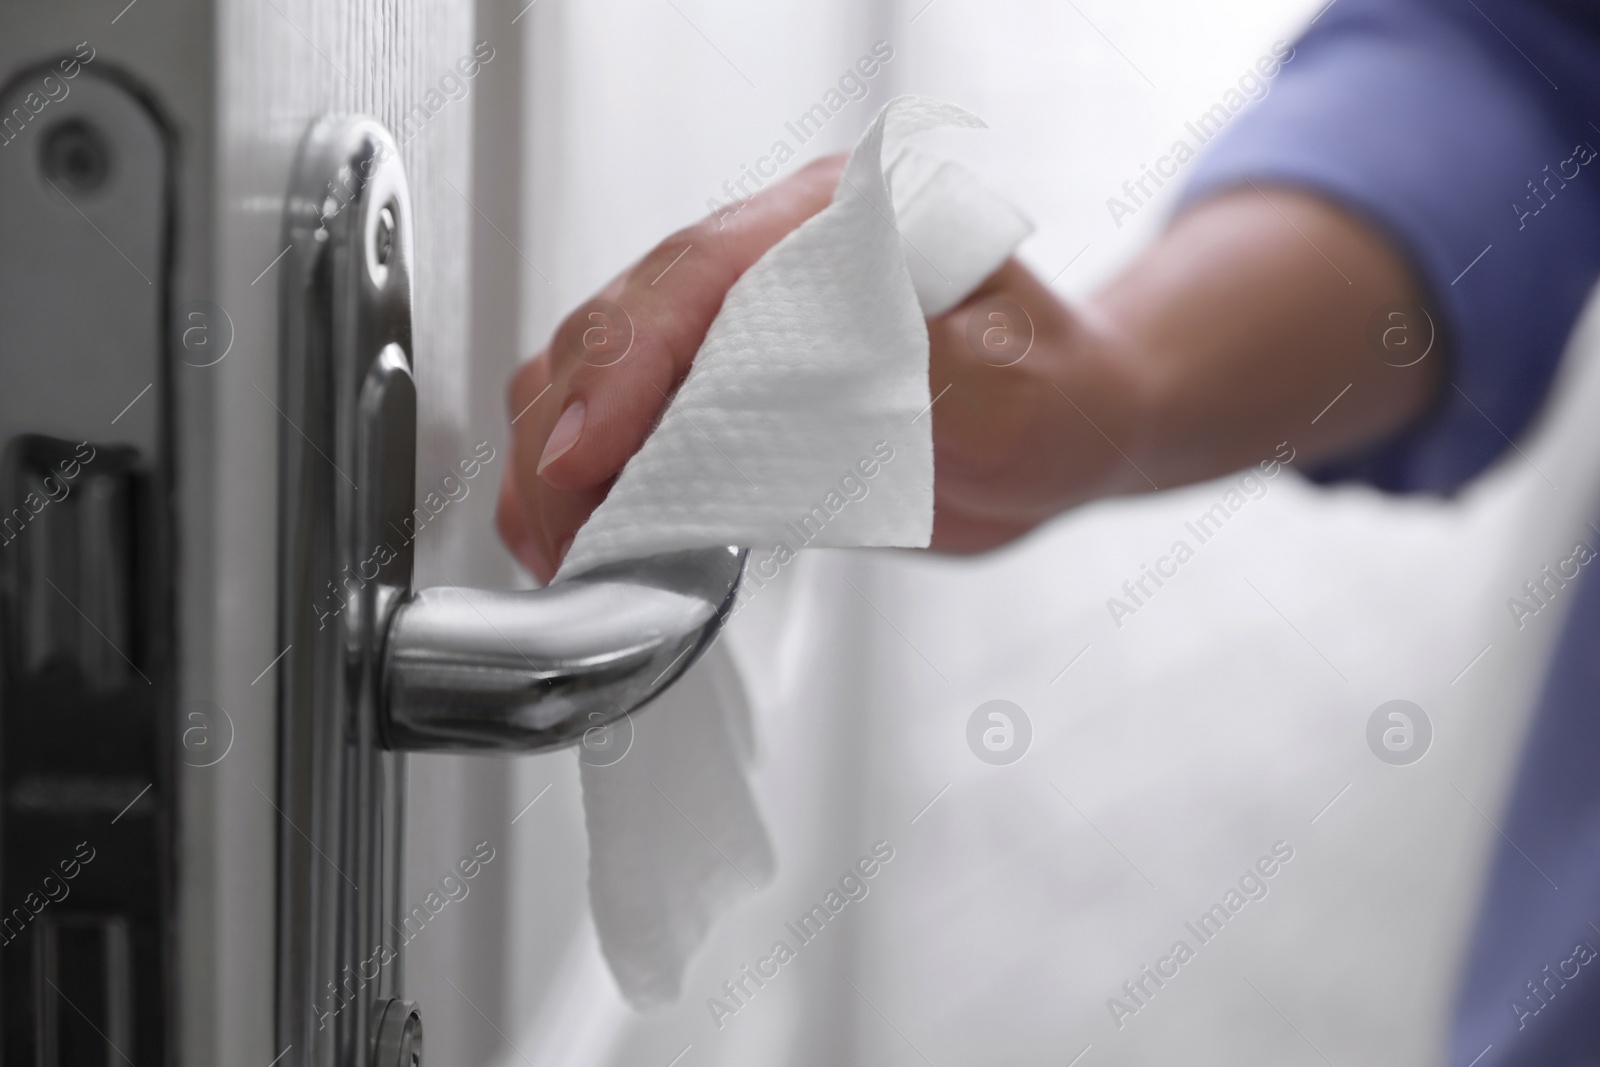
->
[557, 534, 574, 563]
[538, 398, 586, 474]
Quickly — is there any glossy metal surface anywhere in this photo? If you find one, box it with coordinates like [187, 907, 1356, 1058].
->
[275, 116, 413, 1067]
[276, 114, 743, 1067]
[383, 547, 746, 752]
[369, 998, 422, 1067]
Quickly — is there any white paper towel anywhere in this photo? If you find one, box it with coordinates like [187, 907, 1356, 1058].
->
[555, 95, 1032, 581]
[886, 144, 1036, 316]
[580, 640, 769, 1008]
[574, 95, 1031, 1009]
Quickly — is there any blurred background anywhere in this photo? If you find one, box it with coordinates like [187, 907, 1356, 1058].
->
[400, 0, 1600, 1064]
[57, 0, 1589, 1061]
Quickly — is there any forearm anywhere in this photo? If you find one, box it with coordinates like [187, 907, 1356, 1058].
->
[1097, 185, 1441, 493]
[501, 168, 1445, 568]
[923, 185, 1440, 552]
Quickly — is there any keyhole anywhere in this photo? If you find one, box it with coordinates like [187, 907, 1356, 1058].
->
[374, 206, 396, 267]
[41, 120, 110, 193]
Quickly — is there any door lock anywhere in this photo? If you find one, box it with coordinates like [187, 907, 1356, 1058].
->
[0, 66, 174, 1067]
[273, 117, 742, 1066]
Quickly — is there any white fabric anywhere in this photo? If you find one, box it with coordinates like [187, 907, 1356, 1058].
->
[573, 95, 1030, 1010]
[554, 95, 1032, 581]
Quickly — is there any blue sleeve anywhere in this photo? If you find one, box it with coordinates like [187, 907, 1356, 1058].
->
[1179, 0, 1600, 494]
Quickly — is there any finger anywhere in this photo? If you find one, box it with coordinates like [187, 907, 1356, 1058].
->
[494, 467, 549, 580]
[500, 355, 572, 580]
[533, 153, 848, 492]
[499, 429, 613, 582]
[504, 388, 613, 580]
[929, 504, 1036, 554]
[526, 475, 610, 579]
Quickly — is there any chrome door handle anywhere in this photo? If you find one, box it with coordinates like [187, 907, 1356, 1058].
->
[382, 546, 743, 752]
[273, 115, 740, 1067]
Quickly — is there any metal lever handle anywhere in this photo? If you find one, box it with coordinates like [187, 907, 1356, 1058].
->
[275, 115, 741, 1067]
[382, 547, 744, 752]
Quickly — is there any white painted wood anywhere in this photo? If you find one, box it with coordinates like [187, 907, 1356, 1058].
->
[1, 3, 573, 1063]
[210, 2, 536, 1064]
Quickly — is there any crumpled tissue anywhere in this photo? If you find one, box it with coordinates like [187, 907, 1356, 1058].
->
[572, 94, 1032, 1008]
[555, 95, 1032, 581]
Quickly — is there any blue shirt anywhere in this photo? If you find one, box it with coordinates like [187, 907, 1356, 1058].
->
[1183, 1, 1600, 1061]
[1187, 0, 1600, 495]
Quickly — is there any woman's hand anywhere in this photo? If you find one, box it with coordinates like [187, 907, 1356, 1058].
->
[922, 259, 1154, 552]
[500, 176, 1438, 577]
[495, 155, 847, 582]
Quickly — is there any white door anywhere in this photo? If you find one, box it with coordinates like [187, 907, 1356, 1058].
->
[11, 3, 1600, 1067]
[2, 3, 543, 1065]
[206, 3, 537, 1064]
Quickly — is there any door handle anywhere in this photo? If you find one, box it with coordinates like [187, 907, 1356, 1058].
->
[273, 115, 740, 1066]
[382, 547, 742, 752]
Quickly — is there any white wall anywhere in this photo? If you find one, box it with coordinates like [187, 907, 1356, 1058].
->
[487, 1, 1600, 1064]
[496, 2, 898, 1065]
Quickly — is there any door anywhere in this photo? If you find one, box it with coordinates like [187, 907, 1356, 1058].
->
[2, 2, 541, 1064]
[18, 3, 1594, 1066]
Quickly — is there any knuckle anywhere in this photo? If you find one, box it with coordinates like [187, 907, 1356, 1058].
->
[508, 354, 551, 408]
[643, 223, 705, 270]
[665, 220, 705, 249]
